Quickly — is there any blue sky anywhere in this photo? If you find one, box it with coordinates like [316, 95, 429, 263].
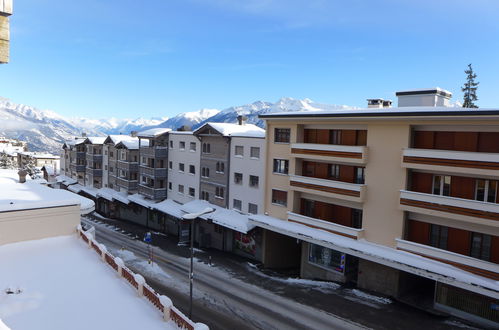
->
[1, 0, 499, 118]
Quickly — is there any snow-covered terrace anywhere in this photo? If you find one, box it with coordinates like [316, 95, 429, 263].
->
[249, 214, 499, 298]
[0, 234, 192, 330]
[194, 122, 265, 138]
[0, 170, 94, 214]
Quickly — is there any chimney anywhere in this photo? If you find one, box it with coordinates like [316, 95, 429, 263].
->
[18, 169, 27, 183]
[130, 131, 138, 137]
[367, 99, 392, 109]
[396, 88, 452, 107]
[237, 115, 247, 125]
[81, 132, 87, 138]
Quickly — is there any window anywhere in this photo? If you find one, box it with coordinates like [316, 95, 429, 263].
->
[234, 172, 243, 184]
[190, 142, 196, 151]
[249, 175, 259, 188]
[179, 163, 185, 172]
[273, 159, 289, 174]
[432, 175, 451, 196]
[216, 162, 225, 173]
[250, 147, 260, 159]
[168, 182, 172, 190]
[248, 203, 258, 214]
[329, 130, 342, 145]
[274, 128, 290, 143]
[302, 199, 314, 217]
[169, 161, 172, 170]
[308, 244, 345, 273]
[235, 146, 244, 157]
[351, 209, 363, 229]
[110, 167, 114, 173]
[110, 151, 114, 158]
[430, 224, 448, 250]
[470, 232, 491, 261]
[179, 141, 185, 150]
[169, 140, 173, 148]
[201, 167, 210, 178]
[233, 199, 242, 211]
[272, 189, 287, 206]
[202, 143, 211, 154]
[178, 184, 184, 194]
[328, 164, 340, 179]
[475, 179, 497, 203]
[189, 165, 195, 174]
[215, 187, 225, 199]
[104, 165, 108, 170]
[201, 191, 209, 201]
[354, 167, 365, 184]
[189, 187, 195, 197]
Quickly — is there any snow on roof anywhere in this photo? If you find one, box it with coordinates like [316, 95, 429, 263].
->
[169, 131, 194, 135]
[104, 134, 138, 145]
[138, 128, 171, 138]
[249, 214, 499, 296]
[194, 122, 265, 138]
[0, 170, 94, 215]
[42, 165, 55, 175]
[56, 175, 77, 185]
[154, 199, 184, 219]
[18, 151, 60, 159]
[0, 235, 177, 330]
[181, 200, 254, 233]
[64, 137, 86, 146]
[85, 136, 107, 145]
[116, 139, 140, 150]
[259, 106, 499, 119]
[97, 188, 130, 205]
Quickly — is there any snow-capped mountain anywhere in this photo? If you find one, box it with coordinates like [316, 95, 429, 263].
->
[69, 116, 168, 135]
[194, 97, 357, 129]
[154, 108, 220, 130]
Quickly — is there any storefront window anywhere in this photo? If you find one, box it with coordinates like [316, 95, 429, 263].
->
[308, 244, 345, 273]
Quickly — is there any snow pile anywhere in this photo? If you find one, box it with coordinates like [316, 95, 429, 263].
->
[0, 235, 177, 330]
[195, 122, 265, 138]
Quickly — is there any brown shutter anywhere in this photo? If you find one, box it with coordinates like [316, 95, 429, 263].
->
[450, 176, 475, 199]
[304, 129, 317, 144]
[339, 165, 355, 183]
[447, 227, 471, 255]
[411, 171, 433, 194]
[356, 130, 367, 146]
[413, 131, 434, 149]
[477, 132, 499, 152]
[341, 130, 357, 146]
[332, 204, 352, 227]
[407, 220, 430, 244]
[491, 236, 499, 264]
[315, 162, 329, 179]
[454, 132, 478, 152]
[317, 129, 329, 144]
[434, 132, 454, 150]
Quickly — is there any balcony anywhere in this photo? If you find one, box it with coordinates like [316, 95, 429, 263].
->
[289, 175, 366, 202]
[291, 143, 367, 164]
[70, 163, 86, 172]
[138, 184, 166, 201]
[139, 165, 167, 178]
[396, 239, 499, 280]
[287, 212, 364, 239]
[85, 168, 103, 177]
[402, 148, 499, 176]
[76, 151, 86, 158]
[400, 190, 499, 225]
[117, 160, 139, 172]
[140, 146, 168, 158]
[86, 153, 103, 162]
[116, 177, 138, 191]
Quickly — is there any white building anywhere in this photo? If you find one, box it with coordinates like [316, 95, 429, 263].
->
[167, 131, 200, 204]
[229, 135, 265, 215]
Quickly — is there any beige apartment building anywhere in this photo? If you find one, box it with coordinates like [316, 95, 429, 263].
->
[0, 0, 12, 63]
[253, 89, 499, 327]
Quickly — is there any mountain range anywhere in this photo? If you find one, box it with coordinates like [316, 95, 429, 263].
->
[0, 97, 355, 153]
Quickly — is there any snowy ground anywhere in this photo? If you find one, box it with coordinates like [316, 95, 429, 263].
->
[0, 235, 178, 330]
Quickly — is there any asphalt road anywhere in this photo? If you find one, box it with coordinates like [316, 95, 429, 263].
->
[82, 217, 368, 330]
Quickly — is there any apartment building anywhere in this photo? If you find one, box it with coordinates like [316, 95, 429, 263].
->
[167, 131, 200, 204]
[103, 135, 139, 190]
[84, 137, 106, 188]
[115, 140, 140, 193]
[138, 128, 170, 201]
[62, 138, 86, 184]
[229, 135, 265, 215]
[0, 0, 12, 64]
[17, 151, 60, 172]
[254, 88, 499, 327]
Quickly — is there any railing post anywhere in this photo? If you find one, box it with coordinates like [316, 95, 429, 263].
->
[99, 244, 107, 262]
[134, 274, 145, 296]
[115, 257, 124, 277]
[159, 296, 172, 322]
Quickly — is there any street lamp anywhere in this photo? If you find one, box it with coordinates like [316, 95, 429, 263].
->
[182, 207, 215, 319]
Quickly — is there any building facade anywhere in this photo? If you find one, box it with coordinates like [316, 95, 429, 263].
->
[255, 89, 499, 327]
[0, 0, 12, 64]
[84, 137, 106, 188]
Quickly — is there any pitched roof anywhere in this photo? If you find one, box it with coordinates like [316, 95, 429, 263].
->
[194, 122, 265, 138]
[137, 128, 171, 138]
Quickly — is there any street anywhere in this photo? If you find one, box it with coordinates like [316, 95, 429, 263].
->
[81, 216, 479, 330]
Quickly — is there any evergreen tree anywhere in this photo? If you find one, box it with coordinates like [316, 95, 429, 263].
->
[24, 157, 42, 179]
[0, 152, 16, 169]
[461, 63, 479, 108]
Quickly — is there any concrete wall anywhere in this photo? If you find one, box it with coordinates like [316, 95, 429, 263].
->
[357, 259, 400, 297]
[0, 14, 10, 63]
[229, 136, 265, 214]
[262, 229, 301, 269]
[168, 132, 200, 204]
[299, 242, 347, 283]
[0, 204, 80, 245]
